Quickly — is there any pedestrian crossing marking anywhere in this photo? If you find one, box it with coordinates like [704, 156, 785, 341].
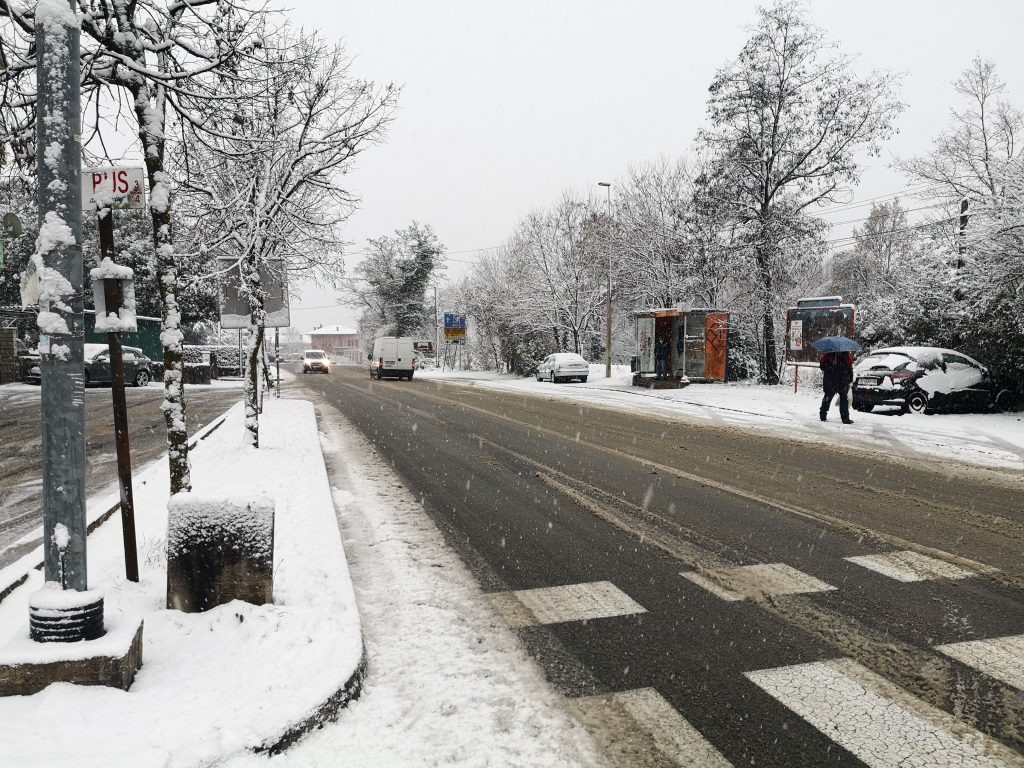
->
[936, 634, 1024, 691]
[569, 688, 733, 768]
[844, 550, 986, 582]
[747, 658, 1024, 768]
[487, 581, 646, 628]
[680, 563, 835, 601]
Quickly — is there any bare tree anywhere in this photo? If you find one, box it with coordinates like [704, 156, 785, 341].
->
[173, 30, 397, 447]
[701, 0, 903, 383]
[510, 194, 606, 355]
[612, 158, 692, 309]
[343, 222, 445, 344]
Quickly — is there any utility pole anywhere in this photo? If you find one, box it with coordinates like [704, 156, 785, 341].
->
[598, 182, 612, 378]
[34, 0, 87, 592]
[434, 285, 439, 367]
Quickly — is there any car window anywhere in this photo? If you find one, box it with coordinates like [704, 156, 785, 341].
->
[855, 353, 914, 372]
[942, 353, 976, 369]
[122, 351, 136, 361]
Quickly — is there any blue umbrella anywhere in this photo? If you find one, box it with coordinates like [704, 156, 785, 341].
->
[812, 336, 862, 353]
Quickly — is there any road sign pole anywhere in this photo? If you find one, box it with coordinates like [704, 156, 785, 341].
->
[96, 208, 139, 582]
[35, 0, 88, 593]
[275, 328, 280, 398]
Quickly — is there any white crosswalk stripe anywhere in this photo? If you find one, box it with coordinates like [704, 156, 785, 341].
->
[569, 688, 733, 768]
[680, 563, 835, 601]
[844, 550, 989, 582]
[936, 634, 1024, 691]
[747, 658, 1024, 767]
[487, 580, 646, 628]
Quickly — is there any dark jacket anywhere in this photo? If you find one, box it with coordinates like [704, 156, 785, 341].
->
[655, 340, 671, 361]
[819, 351, 854, 386]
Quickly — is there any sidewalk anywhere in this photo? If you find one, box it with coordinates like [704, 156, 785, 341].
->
[0, 398, 364, 766]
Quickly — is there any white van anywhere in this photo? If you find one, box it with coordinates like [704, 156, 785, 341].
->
[370, 337, 416, 380]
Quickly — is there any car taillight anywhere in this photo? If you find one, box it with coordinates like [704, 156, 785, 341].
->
[890, 372, 913, 380]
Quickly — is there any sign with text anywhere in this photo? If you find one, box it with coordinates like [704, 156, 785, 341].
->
[443, 312, 467, 342]
[82, 167, 146, 210]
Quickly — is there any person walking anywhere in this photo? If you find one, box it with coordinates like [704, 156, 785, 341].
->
[654, 337, 671, 380]
[819, 350, 854, 424]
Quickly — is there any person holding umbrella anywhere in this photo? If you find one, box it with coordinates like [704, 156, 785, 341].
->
[813, 336, 861, 424]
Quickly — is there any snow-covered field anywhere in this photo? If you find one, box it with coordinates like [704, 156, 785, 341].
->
[417, 365, 1024, 473]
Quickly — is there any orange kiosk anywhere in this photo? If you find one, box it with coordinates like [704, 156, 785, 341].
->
[632, 308, 729, 387]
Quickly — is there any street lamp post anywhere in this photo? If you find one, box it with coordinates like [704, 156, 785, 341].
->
[598, 182, 612, 378]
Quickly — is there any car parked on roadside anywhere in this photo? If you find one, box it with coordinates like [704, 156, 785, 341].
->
[302, 349, 330, 374]
[84, 344, 155, 387]
[22, 343, 154, 386]
[536, 352, 590, 383]
[852, 346, 1009, 414]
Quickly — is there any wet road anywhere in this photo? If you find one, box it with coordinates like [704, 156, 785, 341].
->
[298, 365, 1024, 767]
[0, 382, 242, 568]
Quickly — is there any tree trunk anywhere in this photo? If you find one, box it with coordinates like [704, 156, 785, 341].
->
[244, 322, 264, 448]
[755, 243, 780, 385]
[136, 90, 191, 493]
[241, 256, 266, 449]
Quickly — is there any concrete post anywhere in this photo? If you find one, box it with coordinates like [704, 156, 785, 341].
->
[35, 0, 87, 592]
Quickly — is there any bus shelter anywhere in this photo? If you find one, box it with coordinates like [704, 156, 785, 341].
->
[632, 308, 729, 388]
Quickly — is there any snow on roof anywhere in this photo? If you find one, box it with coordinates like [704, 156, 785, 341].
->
[309, 324, 358, 336]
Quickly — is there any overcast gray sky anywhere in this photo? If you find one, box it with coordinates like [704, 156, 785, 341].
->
[281, 0, 1024, 333]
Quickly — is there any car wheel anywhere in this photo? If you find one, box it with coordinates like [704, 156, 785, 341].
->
[995, 388, 1016, 412]
[905, 390, 928, 414]
[133, 370, 151, 387]
[580, 376, 588, 383]
[853, 403, 873, 412]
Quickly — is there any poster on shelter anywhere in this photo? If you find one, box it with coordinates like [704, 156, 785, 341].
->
[636, 316, 655, 374]
[789, 320, 803, 351]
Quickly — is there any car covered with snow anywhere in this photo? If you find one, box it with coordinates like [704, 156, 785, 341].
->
[536, 352, 590, 383]
[852, 346, 1001, 414]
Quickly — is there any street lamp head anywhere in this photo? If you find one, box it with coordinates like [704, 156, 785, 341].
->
[597, 182, 611, 187]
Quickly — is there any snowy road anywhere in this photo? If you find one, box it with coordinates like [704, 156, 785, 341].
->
[295, 366, 1024, 767]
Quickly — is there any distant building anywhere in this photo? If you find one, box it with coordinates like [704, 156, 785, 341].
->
[309, 324, 360, 363]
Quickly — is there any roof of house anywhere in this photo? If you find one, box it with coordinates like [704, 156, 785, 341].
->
[309, 324, 358, 336]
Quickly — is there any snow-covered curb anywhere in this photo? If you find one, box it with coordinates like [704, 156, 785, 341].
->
[0, 399, 364, 767]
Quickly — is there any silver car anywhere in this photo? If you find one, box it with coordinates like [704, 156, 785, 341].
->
[536, 352, 590, 383]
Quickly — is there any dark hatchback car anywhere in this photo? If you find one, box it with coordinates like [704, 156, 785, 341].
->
[25, 343, 155, 387]
[852, 346, 1005, 414]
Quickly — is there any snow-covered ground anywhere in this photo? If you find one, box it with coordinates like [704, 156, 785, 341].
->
[417, 365, 1024, 473]
[0, 390, 602, 768]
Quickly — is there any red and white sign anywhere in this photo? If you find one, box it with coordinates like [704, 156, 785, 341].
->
[82, 166, 146, 210]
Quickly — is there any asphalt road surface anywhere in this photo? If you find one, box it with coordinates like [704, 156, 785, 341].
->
[298, 365, 1024, 768]
[0, 381, 242, 568]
